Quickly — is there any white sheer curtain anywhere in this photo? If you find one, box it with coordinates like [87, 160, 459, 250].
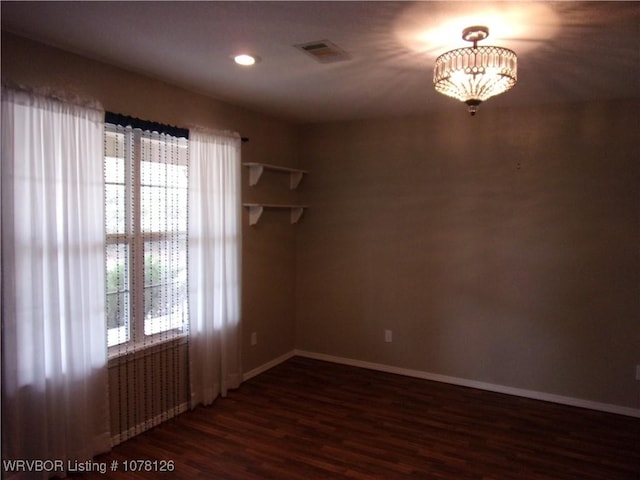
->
[188, 128, 242, 407]
[1, 88, 111, 478]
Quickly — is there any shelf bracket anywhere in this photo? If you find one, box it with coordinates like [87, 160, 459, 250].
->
[247, 204, 264, 226]
[247, 164, 265, 186]
[290, 171, 304, 189]
[290, 206, 305, 224]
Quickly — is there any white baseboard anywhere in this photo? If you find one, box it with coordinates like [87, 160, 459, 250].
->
[242, 350, 296, 382]
[293, 349, 640, 418]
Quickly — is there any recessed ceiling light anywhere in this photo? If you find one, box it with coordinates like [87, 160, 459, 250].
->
[234, 54, 258, 66]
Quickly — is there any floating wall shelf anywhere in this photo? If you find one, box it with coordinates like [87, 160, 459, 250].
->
[243, 162, 308, 189]
[243, 203, 307, 226]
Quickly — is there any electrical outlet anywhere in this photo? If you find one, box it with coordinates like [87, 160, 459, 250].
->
[384, 330, 393, 343]
[251, 332, 257, 346]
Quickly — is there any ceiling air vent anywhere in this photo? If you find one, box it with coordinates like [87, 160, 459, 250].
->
[295, 40, 350, 64]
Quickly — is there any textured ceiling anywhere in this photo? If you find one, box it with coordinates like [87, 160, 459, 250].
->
[2, 1, 639, 123]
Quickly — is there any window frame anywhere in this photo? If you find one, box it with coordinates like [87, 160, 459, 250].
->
[105, 124, 189, 356]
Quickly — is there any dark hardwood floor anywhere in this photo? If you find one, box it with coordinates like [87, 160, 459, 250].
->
[76, 356, 639, 479]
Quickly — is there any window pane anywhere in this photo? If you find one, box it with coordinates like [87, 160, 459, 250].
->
[140, 136, 188, 170]
[105, 184, 126, 234]
[144, 238, 187, 336]
[106, 292, 129, 346]
[106, 243, 130, 346]
[141, 161, 188, 189]
[106, 243, 129, 292]
[141, 160, 188, 233]
[105, 155, 125, 184]
[141, 186, 188, 232]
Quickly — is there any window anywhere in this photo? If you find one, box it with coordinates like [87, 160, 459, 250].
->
[104, 123, 189, 350]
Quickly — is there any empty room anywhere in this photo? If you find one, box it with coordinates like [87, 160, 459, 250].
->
[1, 1, 638, 479]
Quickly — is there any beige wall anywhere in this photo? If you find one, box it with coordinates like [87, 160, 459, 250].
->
[1, 32, 298, 374]
[296, 101, 640, 409]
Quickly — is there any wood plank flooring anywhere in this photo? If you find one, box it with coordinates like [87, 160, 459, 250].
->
[74, 356, 640, 479]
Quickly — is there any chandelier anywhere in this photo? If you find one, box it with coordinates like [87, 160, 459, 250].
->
[433, 26, 517, 116]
